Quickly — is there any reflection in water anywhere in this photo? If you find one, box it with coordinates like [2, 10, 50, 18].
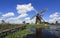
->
[29, 25, 60, 38]
[48, 25, 60, 38]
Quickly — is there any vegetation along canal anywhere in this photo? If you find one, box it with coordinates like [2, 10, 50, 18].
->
[0, 24, 25, 38]
[0, 24, 60, 38]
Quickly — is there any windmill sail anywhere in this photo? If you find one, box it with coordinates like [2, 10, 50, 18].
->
[30, 14, 37, 20]
[39, 8, 48, 15]
[30, 8, 47, 20]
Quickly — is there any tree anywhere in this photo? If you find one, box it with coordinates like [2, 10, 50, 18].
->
[56, 21, 58, 24]
[1, 20, 5, 24]
[23, 21, 25, 24]
[43, 22, 49, 24]
[56, 21, 58, 25]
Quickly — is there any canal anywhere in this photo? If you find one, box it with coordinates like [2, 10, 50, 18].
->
[0, 25, 60, 38]
[28, 25, 60, 38]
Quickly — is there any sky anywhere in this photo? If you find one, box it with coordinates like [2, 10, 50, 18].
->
[0, 0, 60, 24]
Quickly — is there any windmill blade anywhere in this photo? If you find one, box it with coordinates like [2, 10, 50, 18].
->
[39, 8, 48, 15]
[40, 17, 45, 22]
[34, 9, 38, 14]
[30, 8, 48, 20]
[30, 13, 39, 20]
[30, 9, 38, 20]
[30, 14, 37, 20]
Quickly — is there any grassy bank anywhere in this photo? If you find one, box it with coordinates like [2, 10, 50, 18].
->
[5, 24, 45, 38]
[25, 24, 45, 28]
[5, 29, 33, 38]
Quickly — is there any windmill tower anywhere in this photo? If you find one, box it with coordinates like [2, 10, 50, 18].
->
[31, 8, 47, 24]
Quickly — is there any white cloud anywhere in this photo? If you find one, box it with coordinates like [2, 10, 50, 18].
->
[6, 3, 34, 24]
[25, 17, 30, 20]
[12, 20, 22, 24]
[6, 14, 28, 24]
[7, 13, 28, 21]
[25, 17, 31, 24]
[17, 14, 28, 19]
[0, 19, 2, 23]
[16, 3, 34, 14]
[25, 17, 36, 24]
[49, 12, 60, 23]
[1, 3, 35, 24]
[14, 3, 34, 21]
[31, 17, 36, 23]
[49, 12, 59, 19]
[6, 19, 23, 24]
[2, 12, 14, 18]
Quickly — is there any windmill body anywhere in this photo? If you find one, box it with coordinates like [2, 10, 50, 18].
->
[35, 14, 41, 24]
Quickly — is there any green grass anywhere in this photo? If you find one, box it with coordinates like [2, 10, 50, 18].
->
[0, 24, 20, 30]
[5, 29, 33, 38]
[5, 24, 45, 38]
[25, 24, 45, 28]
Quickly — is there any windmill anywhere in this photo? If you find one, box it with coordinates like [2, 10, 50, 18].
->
[31, 8, 48, 38]
[31, 8, 48, 24]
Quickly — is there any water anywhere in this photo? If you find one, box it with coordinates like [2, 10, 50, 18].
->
[1, 25, 60, 38]
[29, 25, 60, 38]
[48, 25, 60, 38]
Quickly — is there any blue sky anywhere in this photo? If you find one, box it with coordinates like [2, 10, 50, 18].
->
[0, 0, 60, 23]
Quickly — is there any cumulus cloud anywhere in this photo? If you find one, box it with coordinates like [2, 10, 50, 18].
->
[7, 13, 28, 21]
[49, 12, 59, 19]
[49, 12, 60, 23]
[1, 3, 34, 24]
[6, 19, 23, 24]
[31, 17, 36, 23]
[12, 20, 22, 24]
[0, 18, 2, 23]
[16, 3, 34, 14]
[25, 17, 36, 24]
[2, 12, 14, 18]
[7, 3, 34, 24]
[17, 14, 28, 19]
[25, 17, 31, 24]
